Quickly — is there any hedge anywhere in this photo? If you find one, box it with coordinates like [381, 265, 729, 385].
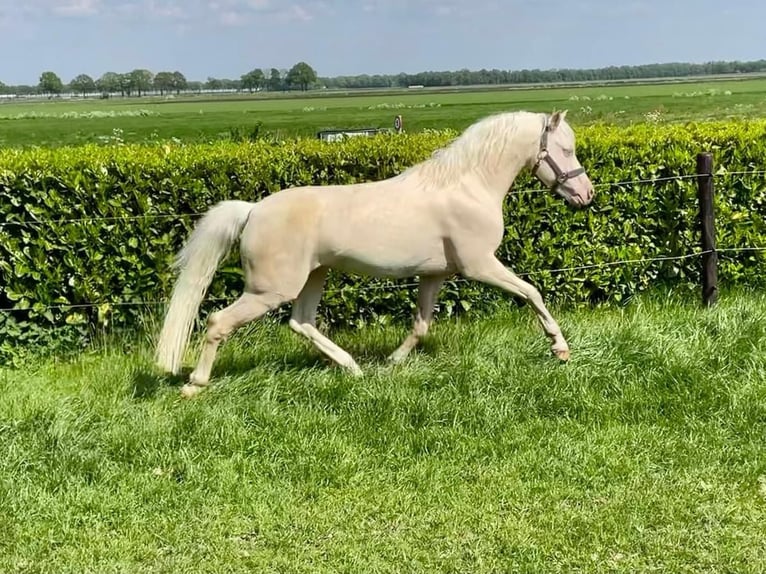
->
[2, 120, 766, 359]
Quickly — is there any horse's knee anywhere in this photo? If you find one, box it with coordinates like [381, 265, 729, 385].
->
[289, 318, 307, 337]
[204, 308, 241, 344]
[204, 311, 225, 342]
[206, 310, 221, 328]
[413, 318, 430, 338]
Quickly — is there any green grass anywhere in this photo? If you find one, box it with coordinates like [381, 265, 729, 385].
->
[2, 288, 766, 572]
[2, 77, 766, 147]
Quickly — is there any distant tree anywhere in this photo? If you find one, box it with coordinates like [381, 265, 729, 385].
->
[241, 68, 265, 92]
[205, 77, 222, 90]
[129, 69, 154, 96]
[6, 84, 35, 96]
[171, 71, 187, 94]
[267, 68, 282, 91]
[96, 72, 121, 94]
[38, 71, 63, 95]
[0, 80, 6, 94]
[285, 62, 317, 91]
[204, 77, 239, 90]
[153, 70, 187, 95]
[118, 73, 133, 96]
[70, 74, 96, 96]
[153, 71, 175, 95]
[221, 78, 241, 90]
[186, 80, 203, 93]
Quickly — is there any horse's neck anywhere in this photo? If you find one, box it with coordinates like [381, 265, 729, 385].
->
[399, 115, 539, 201]
[475, 134, 536, 204]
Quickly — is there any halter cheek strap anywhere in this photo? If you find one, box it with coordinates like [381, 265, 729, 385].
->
[531, 117, 585, 193]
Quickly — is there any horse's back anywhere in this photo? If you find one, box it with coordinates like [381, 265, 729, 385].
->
[240, 178, 473, 279]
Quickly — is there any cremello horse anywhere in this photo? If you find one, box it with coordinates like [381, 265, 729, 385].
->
[155, 109, 594, 397]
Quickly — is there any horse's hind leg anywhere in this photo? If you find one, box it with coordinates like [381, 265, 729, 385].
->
[288, 267, 363, 376]
[184, 290, 285, 398]
[388, 274, 447, 364]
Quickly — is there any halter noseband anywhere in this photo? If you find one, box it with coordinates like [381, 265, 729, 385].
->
[531, 116, 585, 194]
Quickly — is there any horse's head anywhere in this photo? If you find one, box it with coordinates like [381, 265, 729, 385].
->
[531, 110, 594, 208]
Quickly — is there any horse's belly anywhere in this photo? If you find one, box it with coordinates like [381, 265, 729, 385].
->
[317, 189, 454, 277]
[330, 253, 452, 279]
[322, 234, 452, 279]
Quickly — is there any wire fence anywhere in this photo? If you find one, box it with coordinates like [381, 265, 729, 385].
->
[2, 247, 766, 315]
[2, 169, 766, 315]
[1, 168, 765, 228]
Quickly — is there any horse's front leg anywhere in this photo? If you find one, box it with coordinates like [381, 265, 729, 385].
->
[461, 255, 569, 360]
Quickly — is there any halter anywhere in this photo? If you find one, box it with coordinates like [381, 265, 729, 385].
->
[531, 116, 585, 194]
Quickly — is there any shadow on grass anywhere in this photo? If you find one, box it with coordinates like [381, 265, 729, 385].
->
[128, 347, 336, 400]
[127, 335, 452, 399]
[212, 348, 330, 378]
[130, 368, 185, 400]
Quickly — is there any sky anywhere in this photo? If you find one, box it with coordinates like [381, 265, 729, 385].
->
[0, 0, 763, 85]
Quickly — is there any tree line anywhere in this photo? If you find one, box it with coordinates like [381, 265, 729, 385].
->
[2, 59, 766, 97]
[320, 59, 766, 89]
[0, 62, 320, 97]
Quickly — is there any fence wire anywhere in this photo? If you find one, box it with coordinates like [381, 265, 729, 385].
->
[2, 169, 766, 315]
[3, 246, 765, 315]
[1, 168, 765, 228]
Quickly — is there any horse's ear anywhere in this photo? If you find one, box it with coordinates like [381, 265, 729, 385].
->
[550, 109, 568, 130]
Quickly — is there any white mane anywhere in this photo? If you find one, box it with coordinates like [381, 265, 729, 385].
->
[398, 110, 544, 188]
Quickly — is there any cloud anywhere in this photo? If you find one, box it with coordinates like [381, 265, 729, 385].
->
[359, 0, 503, 16]
[8, 0, 318, 27]
[19, 0, 190, 19]
[113, 2, 140, 17]
[51, 0, 101, 16]
[145, 0, 187, 19]
[210, 1, 319, 25]
[218, 10, 245, 25]
[279, 4, 312, 21]
[421, 0, 480, 16]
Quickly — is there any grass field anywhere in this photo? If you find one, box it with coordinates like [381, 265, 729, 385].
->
[2, 288, 766, 572]
[2, 77, 766, 147]
[3, 76, 766, 572]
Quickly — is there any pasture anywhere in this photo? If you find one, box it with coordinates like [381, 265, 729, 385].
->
[2, 289, 766, 572]
[2, 77, 766, 147]
[3, 76, 766, 572]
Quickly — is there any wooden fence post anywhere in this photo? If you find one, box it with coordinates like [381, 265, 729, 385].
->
[696, 152, 718, 307]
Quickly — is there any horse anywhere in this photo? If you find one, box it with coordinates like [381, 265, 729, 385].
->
[154, 109, 595, 398]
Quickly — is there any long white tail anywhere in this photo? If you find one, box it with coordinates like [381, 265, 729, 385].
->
[155, 199, 256, 374]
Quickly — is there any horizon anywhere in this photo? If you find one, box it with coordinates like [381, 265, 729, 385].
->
[4, 57, 766, 89]
[0, 0, 764, 86]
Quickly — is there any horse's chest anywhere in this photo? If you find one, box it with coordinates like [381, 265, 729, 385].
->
[449, 207, 505, 248]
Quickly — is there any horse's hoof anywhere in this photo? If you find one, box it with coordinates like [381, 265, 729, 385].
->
[180, 383, 206, 399]
[554, 348, 570, 362]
